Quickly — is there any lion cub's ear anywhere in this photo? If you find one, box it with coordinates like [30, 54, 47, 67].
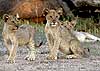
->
[42, 8, 49, 16]
[56, 8, 63, 15]
[15, 13, 20, 19]
[3, 14, 9, 22]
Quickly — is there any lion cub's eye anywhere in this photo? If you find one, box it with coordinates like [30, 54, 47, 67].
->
[56, 16, 58, 18]
[50, 16, 52, 18]
[11, 21, 15, 23]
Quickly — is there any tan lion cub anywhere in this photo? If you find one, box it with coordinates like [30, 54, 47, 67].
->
[2, 14, 36, 63]
[44, 8, 89, 60]
[63, 19, 100, 42]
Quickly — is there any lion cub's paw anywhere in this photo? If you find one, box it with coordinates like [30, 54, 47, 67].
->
[24, 54, 35, 61]
[66, 55, 73, 59]
[47, 55, 57, 60]
[66, 55, 81, 59]
[7, 58, 15, 63]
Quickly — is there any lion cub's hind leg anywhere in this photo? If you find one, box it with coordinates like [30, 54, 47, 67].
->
[24, 39, 36, 61]
[66, 39, 89, 59]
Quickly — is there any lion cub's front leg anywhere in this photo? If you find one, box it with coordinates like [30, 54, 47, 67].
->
[47, 34, 60, 60]
[47, 40, 60, 60]
[7, 37, 18, 63]
[2, 33, 11, 55]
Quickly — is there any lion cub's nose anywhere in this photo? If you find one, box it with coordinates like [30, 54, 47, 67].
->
[53, 20, 56, 23]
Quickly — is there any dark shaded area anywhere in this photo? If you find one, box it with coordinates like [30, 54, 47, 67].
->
[62, 0, 76, 11]
[62, 0, 100, 24]
[62, 0, 100, 17]
[0, 0, 19, 16]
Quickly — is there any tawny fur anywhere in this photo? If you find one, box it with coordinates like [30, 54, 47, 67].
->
[2, 14, 36, 63]
[44, 8, 89, 60]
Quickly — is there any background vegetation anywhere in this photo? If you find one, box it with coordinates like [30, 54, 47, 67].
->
[0, 15, 100, 45]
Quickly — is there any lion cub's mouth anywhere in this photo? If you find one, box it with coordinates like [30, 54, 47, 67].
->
[50, 22, 58, 27]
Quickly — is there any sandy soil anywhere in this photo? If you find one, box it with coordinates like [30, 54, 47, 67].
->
[0, 41, 100, 71]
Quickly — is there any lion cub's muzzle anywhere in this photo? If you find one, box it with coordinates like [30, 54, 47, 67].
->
[50, 20, 58, 26]
[50, 22, 58, 27]
[12, 25, 19, 30]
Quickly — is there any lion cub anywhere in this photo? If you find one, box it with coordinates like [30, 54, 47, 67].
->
[44, 8, 89, 60]
[2, 14, 36, 63]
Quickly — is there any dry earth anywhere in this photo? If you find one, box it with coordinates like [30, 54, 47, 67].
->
[0, 39, 100, 71]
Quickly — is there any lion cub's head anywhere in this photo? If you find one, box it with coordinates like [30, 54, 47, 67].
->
[43, 8, 63, 27]
[63, 20, 77, 30]
[3, 14, 19, 30]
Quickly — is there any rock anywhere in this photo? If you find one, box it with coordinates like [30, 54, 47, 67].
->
[0, 0, 71, 23]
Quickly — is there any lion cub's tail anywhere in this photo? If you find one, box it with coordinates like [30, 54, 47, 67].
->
[35, 41, 43, 48]
[82, 48, 90, 58]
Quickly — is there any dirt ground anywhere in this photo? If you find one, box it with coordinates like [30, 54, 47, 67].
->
[0, 40, 100, 71]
